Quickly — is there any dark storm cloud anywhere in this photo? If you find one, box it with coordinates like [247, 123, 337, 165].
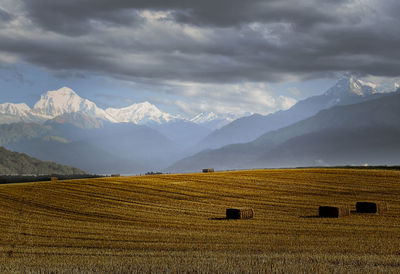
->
[21, 0, 342, 33]
[1, 0, 400, 83]
[21, 1, 144, 36]
[174, 0, 352, 29]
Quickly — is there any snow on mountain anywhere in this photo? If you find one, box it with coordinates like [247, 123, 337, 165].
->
[374, 80, 400, 93]
[32, 87, 117, 122]
[0, 102, 48, 124]
[105, 102, 180, 124]
[190, 112, 239, 130]
[0, 86, 226, 126]
[0, 103, 31, 124]
[357, 79, 377, 90]
[190, 112, 219, 124]
[325, 76, 377, 97]
[0, 86, 273, 128]
[0, 103, 31, 116]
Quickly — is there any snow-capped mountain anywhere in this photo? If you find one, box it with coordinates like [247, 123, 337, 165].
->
[32, 87, 117, 122]
[6, 78, 384, 131]
[0, 103, 31, 124]
[190, 112, 238, 130]
[325, 76, 377, 97]
[0, 102, 47, 124]
[0, 103, 31, 117]
[0, 87, 217, 127]
[106, 102, 180, 124]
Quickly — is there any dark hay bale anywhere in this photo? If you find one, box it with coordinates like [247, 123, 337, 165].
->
[226, 208, 254, 219]
[319, 205, 350, 218]
[202, 169, 215, 173]
[50, 177, 58, 181]
[356, 201, 387, 214]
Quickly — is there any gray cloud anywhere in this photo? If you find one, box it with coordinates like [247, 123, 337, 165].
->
[20, 0, 344, 31]
[21, 1, 144, 35]
[0, 7, 14, 23]
[1, 0, 400, 85]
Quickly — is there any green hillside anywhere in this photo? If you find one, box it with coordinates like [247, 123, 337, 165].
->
[0, 147, 86, 175]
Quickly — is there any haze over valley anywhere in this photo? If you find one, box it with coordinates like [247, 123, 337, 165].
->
[0, 76, 399, 174]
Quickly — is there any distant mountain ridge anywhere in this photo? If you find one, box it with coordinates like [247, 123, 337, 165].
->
[0, 103, 46, 124]
[193, 76, 390, 151]
[1, 76, 399, 174]
[169, 90, 400, 172]
[1, 76, 390, 132]
[0, 119, 185, 174]
[106, 102, 180, 124]
[0, 87, 232, 130]
[189, 112, 238, 130]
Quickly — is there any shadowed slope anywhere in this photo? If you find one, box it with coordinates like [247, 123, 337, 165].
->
[170, 91, 400, 172]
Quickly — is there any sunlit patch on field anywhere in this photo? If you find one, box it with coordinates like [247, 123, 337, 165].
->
[0, 168, 399, 272]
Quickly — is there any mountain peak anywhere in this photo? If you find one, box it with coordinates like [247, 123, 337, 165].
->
[32, 87, 117, 122]
[325, 76, 377, 97]
[32, 87, 84, 118]
[105, 101, 179, 124]
[121, 101, 158, 111]
[46, 86, 78, 97]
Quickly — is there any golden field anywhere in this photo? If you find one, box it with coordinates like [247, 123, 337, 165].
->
[0, 168, 399, 273]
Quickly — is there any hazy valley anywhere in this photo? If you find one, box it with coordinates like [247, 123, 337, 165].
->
[1, 76, 399, 175]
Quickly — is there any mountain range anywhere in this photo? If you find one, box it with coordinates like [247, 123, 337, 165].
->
[169, 89, 400, 172]
[1, 76, 399, 174]
[193, 77, 387, 151]
[0, 87, 234, 130]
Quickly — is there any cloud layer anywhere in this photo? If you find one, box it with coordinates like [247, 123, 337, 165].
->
[0, 0, 399, 115]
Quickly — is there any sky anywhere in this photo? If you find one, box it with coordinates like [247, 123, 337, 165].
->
[0, 0, 400, 117]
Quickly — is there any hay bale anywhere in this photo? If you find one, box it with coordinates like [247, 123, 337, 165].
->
[226, 208, 254, 219]
[50, 177, 58, 181]
[111, 174, 120, 177]
[318, 205, 350, 218]
[202, 169, 214, 173]
[356, 201, 387, 214]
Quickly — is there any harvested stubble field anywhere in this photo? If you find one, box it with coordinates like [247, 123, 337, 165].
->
[0, 168, 399, 273]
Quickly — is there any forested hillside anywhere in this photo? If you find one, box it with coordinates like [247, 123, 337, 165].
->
[0, 147, 86, 175]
